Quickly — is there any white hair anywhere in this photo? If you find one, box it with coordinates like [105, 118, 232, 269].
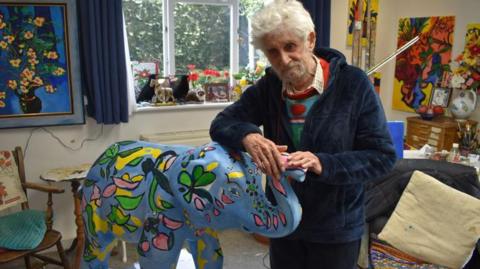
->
[250, 0, 315, 49]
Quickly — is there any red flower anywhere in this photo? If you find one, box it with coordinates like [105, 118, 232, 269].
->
[187, 64, 196, 70]
[139, 70, 150, 78]
[188, 72, 199, 81]
[469, 45, 480, 56]
[472, 71, 480, 81]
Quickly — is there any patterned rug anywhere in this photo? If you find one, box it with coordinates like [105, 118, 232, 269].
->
[370, 240, 449, 269]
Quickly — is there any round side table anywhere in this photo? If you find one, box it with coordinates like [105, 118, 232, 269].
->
[40, 163, 91, 269]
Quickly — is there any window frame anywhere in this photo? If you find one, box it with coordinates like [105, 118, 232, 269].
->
[163, 0, 239, 77]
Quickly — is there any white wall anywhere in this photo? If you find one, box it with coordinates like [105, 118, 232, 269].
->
[0, 107, 223, 241]
[331, 0, 480, 121]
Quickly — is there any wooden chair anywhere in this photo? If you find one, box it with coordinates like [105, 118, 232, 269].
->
[0, 147, 70, 269]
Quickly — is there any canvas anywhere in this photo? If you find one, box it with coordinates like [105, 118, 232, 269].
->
[346, 0, 379, 47]
[392, 16, 455, 112]
[0, 0, 84, 128]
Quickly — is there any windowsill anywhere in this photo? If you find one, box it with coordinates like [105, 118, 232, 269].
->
[135, 101, 232, 113]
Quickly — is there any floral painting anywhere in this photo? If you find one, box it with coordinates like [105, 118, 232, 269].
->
[346, 0, 379, 46]
[0, 2, 84, 128]
[448, 23, 480, 92]
[131, 61, 158, 99]
[392, 16, 455, 112]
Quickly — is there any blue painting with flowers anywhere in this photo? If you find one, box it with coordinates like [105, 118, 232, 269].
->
[0, 3, 76, 122]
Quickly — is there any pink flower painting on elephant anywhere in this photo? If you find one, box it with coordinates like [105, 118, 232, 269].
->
[392, 16, 454, 112]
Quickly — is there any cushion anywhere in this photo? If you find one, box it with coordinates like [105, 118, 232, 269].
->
[370, 239, 449, 269]
[0, 150, 27, 211]
[0, 209, 46, 250]
[378, 170, 480, 269]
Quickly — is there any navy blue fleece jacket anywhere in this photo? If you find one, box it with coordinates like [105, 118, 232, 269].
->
[210, 48, 397, 243]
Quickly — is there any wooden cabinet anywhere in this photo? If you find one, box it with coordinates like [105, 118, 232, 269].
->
[406, 116, 477, 151]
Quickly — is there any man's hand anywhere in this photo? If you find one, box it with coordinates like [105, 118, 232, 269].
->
[287, 151, 322, 175]
[242, 133, 287, 181]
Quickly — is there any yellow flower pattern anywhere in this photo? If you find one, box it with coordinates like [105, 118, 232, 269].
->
[7, 80, 17, 90]
[0, 91, 5, 108]
[0, 6, 67, 112]
[4, 35, 14, 44]
[45, 51, 59, 60]
[9, 59, 21, 68]
[33, 17, 45, 27]
[23, 31, 33, 40]
[53, 67, 65, 76]
[45, 85, 56, 93]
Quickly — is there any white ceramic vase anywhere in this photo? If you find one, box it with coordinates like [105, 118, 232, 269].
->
[450, 89, 477, 121]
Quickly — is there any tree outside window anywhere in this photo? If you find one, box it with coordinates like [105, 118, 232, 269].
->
[123, 0, 265, 74]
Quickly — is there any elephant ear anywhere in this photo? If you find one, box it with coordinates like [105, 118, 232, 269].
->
[271, 179, 286, 196]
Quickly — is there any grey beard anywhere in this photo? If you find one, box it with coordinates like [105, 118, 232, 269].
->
[272, 62, 307, 85]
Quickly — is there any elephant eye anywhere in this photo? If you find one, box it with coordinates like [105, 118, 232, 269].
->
[229, 187, 241, 198]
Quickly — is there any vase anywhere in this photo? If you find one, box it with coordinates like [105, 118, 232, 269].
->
[19, 92, 42, 114]
[449, 89, 476, 121]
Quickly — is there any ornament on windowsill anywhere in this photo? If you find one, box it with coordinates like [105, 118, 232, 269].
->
[150, 78, 175, 106]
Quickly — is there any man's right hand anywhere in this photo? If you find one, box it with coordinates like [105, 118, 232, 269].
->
[242, 133, 287, 181]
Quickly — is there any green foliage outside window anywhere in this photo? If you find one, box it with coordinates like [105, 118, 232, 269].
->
[123, 0, 163, 69]
[173, 3, 229, 74]
[123, 0, 264, 75]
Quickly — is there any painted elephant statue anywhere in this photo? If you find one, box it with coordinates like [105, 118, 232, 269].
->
[81, 140, 305, 269]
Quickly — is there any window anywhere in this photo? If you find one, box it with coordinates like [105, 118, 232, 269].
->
[123, 0, 269, 73]
[172, 2, 231, 74]
[123, 0, 267, 101]
[124, 0, 164, 73]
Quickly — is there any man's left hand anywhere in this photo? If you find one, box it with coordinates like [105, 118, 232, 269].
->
[287, 151, 322, 175]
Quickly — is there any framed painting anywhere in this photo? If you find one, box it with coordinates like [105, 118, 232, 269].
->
[0, 0, 84, 129]
[131, 61, 159, 99]
[391, 16, 455, 112]
[429, 87, 451, 108]
[346, 0, 379, 46]
[204, 83, 229, 102]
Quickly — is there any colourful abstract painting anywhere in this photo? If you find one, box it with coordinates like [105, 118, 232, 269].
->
[392, 16, 455, 112]
[347, 0, 379, 46]
[0, 2, 84, 128]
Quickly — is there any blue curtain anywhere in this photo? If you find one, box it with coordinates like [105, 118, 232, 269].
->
[77, 0, 128, 124]
[301, 0, 331, 48]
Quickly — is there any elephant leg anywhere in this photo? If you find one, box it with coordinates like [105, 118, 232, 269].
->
[137, 228, 187, 269]
[80, 231, 116, 269]
[187, 228, 223, 269]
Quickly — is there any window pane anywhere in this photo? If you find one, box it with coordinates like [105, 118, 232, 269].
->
[238, 0, 268, 71]
[123, 0, 163, 73]
[174, 3, 230, 74]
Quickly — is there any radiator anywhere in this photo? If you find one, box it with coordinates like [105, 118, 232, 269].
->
[139, 129, 211, 146]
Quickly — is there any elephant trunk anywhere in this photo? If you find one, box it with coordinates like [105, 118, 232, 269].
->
[246, 169, 305, 238]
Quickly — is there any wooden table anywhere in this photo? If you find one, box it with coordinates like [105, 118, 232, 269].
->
[40, 163, 91, 269]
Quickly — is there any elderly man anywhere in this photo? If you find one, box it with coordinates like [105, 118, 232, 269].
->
[209, 1, 396, 268]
